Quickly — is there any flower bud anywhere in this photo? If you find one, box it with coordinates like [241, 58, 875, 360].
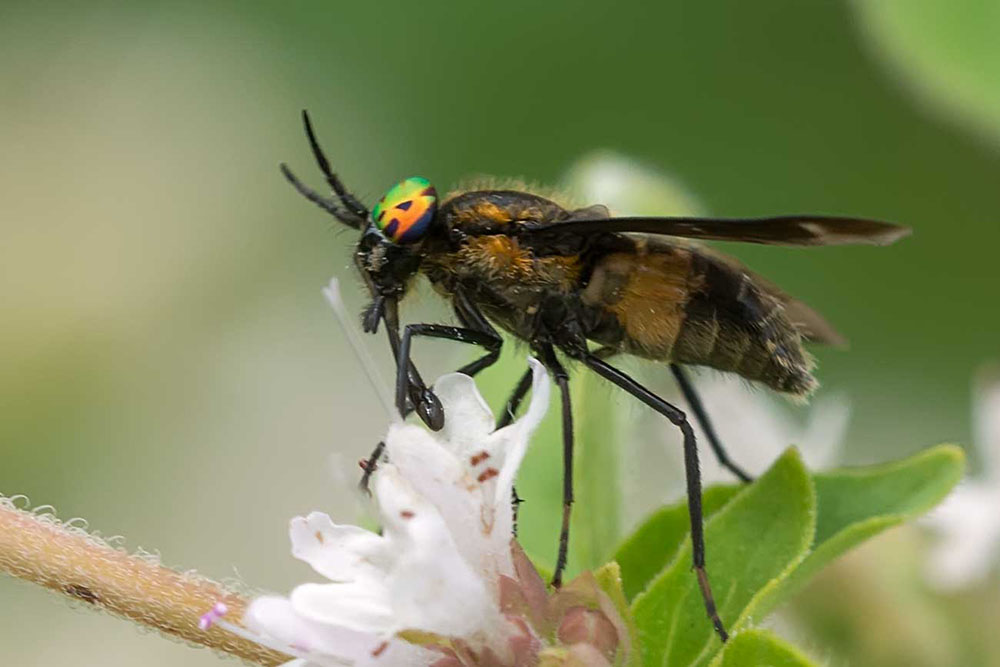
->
[556, 606, 619, 658]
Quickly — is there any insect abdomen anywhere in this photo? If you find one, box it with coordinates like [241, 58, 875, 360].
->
[581, 239, 816, 396]
[672, 254, 817, 395]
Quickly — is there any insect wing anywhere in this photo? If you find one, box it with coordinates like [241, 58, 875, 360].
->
[522, 214, 910, 247]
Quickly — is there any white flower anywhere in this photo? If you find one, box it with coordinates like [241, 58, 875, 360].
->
[690, 375, 850, 484]
[922, 369, 1000, 591]
[236, 359, 551, 666]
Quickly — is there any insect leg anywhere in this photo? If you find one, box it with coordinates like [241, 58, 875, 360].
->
[358, 440, 385, 495]
[301, 110, 371, 220]
[498, 347, 617, 429]
[382, 299, 443, 429]
[396, 323, 503, 428]
[579, 353, 729, 643]
[538, 344, 574, 589]
[498, 368, 534, 429]
[452, 291, 505, 378]
[359, 297, 504, 491]
[670, 364, 752, 483]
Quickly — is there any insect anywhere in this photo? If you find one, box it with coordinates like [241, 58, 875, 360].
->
[281, 110, 909, 643]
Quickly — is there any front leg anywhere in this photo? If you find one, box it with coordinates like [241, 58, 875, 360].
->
[395, 322, 503, 427]
[360, 293, 503, 494]
[380, 296, 443, 429]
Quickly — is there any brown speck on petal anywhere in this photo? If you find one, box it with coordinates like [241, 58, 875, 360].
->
[315, 531, 324, 544]
[400, 510, 415, 519]
[469, 450, 490, 466]
[371, 641, 389, 657]
[477, 467, 499, 483]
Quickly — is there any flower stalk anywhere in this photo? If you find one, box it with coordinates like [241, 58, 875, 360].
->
[0, 497, 286, 666]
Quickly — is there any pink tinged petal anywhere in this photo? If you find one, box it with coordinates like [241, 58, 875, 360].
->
[504, 614, 542, 667]
[564, 643, 615, 667]
[289, 512, 389, 582]
[502, 542, 551, 631]
[430, 657, 465, 667]
[199, 601, 229, 630]
[433, 372, 497, 453]
[557, 607, 619, 659]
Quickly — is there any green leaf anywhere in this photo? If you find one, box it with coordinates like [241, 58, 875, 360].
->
[852, 0, 1000, 146]
[741, 444, 965, 625]
[708, 629, 818, 667]
[613, 484, 741, 602]
[631, 449, 816, 667]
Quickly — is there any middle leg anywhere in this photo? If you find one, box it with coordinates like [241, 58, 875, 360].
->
[537, 344, 574, 589]
[670, 364, 752, 483]
[580, 353, 729, 643]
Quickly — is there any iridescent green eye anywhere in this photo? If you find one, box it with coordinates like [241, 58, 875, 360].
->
[370, 177, 438, 243]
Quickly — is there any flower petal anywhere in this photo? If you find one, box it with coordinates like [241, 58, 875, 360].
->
[491, 358, 550, 511]
[372, 466, 500, 637]
[252, 595, 436, 666]
[245, 595, 366, 657]
[289, 512, 389, 583]
[923, 483, 1000, 589]
[799, 392, 850, 470]
[291, 581, 395, 634]
[383, 422, 489, 582]
[434, 372, 496, 454]
[383, 424, 472, 525]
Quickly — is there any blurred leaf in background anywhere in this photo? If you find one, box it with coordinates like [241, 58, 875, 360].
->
[853, 0, 1000, 148]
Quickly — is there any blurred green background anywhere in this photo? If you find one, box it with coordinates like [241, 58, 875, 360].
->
[2, 1, 998, 664]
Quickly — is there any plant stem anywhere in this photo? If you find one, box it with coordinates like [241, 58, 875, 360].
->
[0, 500, 286, 666]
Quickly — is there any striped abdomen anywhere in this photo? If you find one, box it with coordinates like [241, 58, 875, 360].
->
[580, 239, 816, 396]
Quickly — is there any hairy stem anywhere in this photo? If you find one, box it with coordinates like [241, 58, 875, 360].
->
[0, 499, 286, 666]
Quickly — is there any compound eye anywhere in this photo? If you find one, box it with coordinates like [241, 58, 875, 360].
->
[371, 177, 438, 243]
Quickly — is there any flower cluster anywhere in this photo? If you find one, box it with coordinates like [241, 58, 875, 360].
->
[222, 359, 628, 666]
[922, 369, 1000, 590]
